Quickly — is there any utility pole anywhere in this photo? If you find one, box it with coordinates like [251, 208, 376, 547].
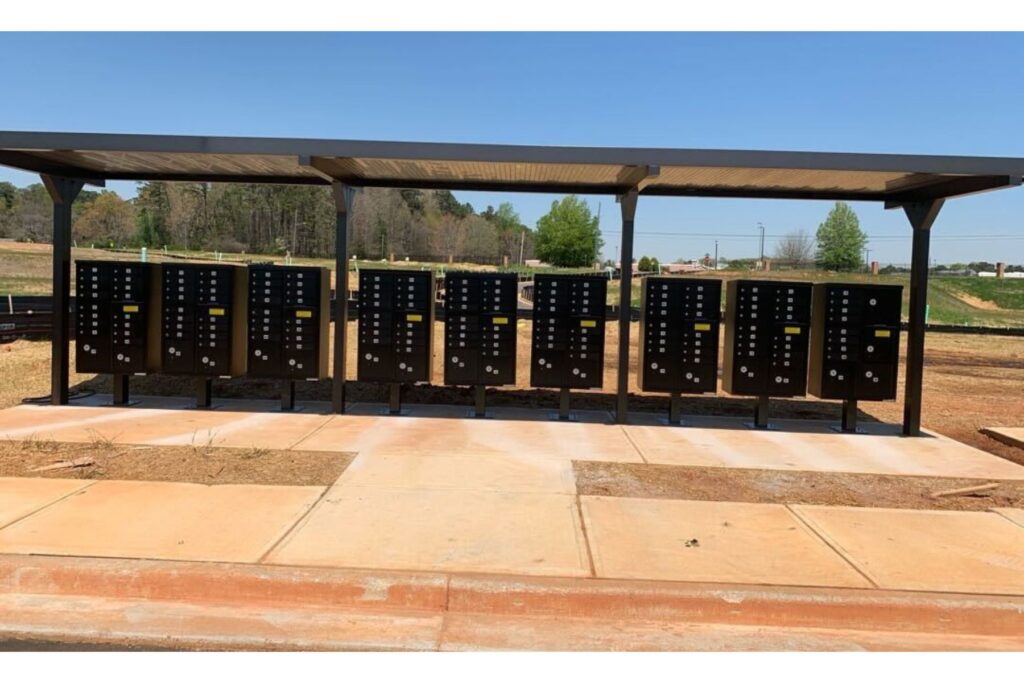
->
[757, 222, 765, 269]
[714, 240, 719, 271]
[864, 248, 871, 270]
[518, 229, 526, 265]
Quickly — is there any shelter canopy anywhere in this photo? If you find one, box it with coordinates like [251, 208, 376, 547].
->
[1, 131, 1022, 203]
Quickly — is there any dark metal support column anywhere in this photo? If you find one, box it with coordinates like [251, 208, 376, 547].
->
[473, 385, 486, 418]
[280, 380, 295, 412]
[388, 383, 401, 414]
[668, 392, 682, 425]
[901, 199, 944, 437]
[753, 395, 770, 429]
[558, 386, 571, 420]
[841, 399, 858, 433]
[112, 374, 130, 406]
[196, 377, 212, 409]
[331, 182, 358, 414]
[41, 175, 86, 406]
[615, 189, 638, 424]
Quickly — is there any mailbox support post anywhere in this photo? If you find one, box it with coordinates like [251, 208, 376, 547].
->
[112, 374, 130, 405]
[196, 377, 212, 409]
[473, 384, 486, 418]
[280, 380, 295, 412]
[841, 398, 858, 433]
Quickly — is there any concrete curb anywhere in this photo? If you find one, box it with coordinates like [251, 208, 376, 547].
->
[1, 554, 1022, 650]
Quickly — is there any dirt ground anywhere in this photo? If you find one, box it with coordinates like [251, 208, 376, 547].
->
[574, 462, 1024, 511]
[0, 439, 352, 486]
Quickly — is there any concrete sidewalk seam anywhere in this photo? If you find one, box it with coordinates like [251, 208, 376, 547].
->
[992, 508, 1024, 530]
[0, 481, 97, 534]
[574, 495, 598, 578]
[287, 414, 338, 451]
[785, 504, 880, 589]
[255, 484, 335, 565]
[618, 426, 648, 464]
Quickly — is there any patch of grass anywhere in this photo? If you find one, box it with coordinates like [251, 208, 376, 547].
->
[14, 433, 59, 453]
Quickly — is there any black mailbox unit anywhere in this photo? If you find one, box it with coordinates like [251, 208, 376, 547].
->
[808, 283, 903, 431]
[639, 276, 722, 422]
[75, 260, 161, 404]
[444, 271, 518, 415]
[530, 273, 607, 417]
[160, 262, 248, 407]
[246, 264, 331, 410]
[357, 269, 435, 411]
[722, 279, 813, 427]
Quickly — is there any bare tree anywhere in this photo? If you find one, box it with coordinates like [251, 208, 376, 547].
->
[773, 229, 815, 267]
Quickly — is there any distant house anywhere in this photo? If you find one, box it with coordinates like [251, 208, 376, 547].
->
[665, 262, 709, 274]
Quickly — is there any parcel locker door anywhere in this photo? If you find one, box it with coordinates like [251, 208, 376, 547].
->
[395, 348, 430, 381]
[479, 352, 515, 385]
[358, 343, 393, 381]
[854, 362, 898, 400]
[531, 348, 565, 387]
[445, 345, 479, 385]
[861, 326, 899, 365]
[861, 287, 902, 326]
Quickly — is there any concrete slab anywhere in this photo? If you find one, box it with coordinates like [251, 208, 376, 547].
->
[580, 496, 870, 588]
[981, 427, 1024, 450]
[792, 506, 1024, 595]
[994, 508, 1024, 529]
[0, 404, 155, 441]
[145, 410, 334, 450]
[0, 478, 93, 528]
[336, 452, 576, 494]
[293, 410, 642, 462]
[0, 480, 325, 563]
[624, 415, 1024, 480]
[267, 487, 590, 577]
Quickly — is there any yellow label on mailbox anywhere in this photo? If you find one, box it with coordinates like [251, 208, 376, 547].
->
[784, 326, 802, 334]
[209, 308, 225, 316]
[580, 320, 597, 328]
[694, 322, 711, 331]
[406, 313, 423, 322]
[493, 316, 509, 325]
[295, 310, 313, 319]
[875, 329, 892, 338]
[122, 305, 139, 313]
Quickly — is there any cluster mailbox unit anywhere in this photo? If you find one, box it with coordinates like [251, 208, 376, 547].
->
[246, 264, 331, 410]
[809, 283, 903, 431]
[160, 262, 248, 407]
[723, 279, 813, 428]
[443, 271, 518, 416]
[73, 257, 905, 433]
[357, 268, 436, 412]
[75, 260, 161, 404]
[530, 273, 607, 418]
[639, 276, 722, 423]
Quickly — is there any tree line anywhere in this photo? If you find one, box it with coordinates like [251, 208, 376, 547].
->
[0, 180, 538, 264]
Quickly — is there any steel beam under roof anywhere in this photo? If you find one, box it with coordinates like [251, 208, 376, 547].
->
[1, 131, 1022, 202]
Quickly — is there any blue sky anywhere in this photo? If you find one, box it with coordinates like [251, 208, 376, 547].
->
[2, 32, 1023, 264]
